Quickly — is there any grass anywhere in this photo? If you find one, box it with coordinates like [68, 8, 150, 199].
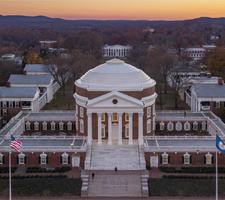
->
[156, 92, 190, 111]
[0, 178, 81, 197]
[42, 78, 75, 110]
[149, 179, 225, 197]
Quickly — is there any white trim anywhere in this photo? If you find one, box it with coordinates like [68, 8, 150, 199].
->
[162, 153, 169, 165]
[167, 121, 174, 131]
[51, 121, 56, 130]
[147, 119, 151, 133]
[184, 121, 190, 131]
[147, 107, 151, 118]
[80, 119, 84, 133]
[42, 121, 47, 130]
[40, 152, 47, 164]
[80, 107, 84, 118]
[34, 121, 39, 130]
[26, 121, 31, 130]
[175, 121, 182, 131]
[18, 153, 25, 164]
[62, 152, 69, 164]
[205, 153, 212, 165]
[59, 121, 64, 131]
[183, 153, 190, 165]
[67, 121, 72, 131]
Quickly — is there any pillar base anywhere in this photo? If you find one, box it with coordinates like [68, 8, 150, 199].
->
[128, 141, 133, 145]
[108, 141, 112, 145]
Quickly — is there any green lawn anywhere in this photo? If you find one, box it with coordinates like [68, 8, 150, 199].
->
[42, 78, 75, 110]
[156, 92, 190, 111]
[149, 179, 225, 197]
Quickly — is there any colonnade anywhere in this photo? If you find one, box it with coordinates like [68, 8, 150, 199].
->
[87, 112, 144, 146]
[103, 48, 130, 57]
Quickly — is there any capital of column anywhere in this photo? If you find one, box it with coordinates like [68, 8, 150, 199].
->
[128, 113, 133, 117]
[107, 112, 112, 117]
[87, 112, 92, 117]
[138, 112, 143, 117]
[97, 112, 102, 117]
[118, 112, 123, 117]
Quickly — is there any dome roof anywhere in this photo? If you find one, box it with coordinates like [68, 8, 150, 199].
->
[75, 58, 155, 91]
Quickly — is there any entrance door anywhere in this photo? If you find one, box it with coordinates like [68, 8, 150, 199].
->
[72, 154, 80, 167]
[150, 156, 158, 167]
[112, 123, 118, 140]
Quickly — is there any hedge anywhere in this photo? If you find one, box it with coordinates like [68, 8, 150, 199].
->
[0, 178, 81, 197]
[159, 167, 225, 173]
[0, 175, 67, 179]
[149, 179, 225, 197]
[0, 167, 17, 173]
[26, 166, 71, 173]
[162, 175, 225, 179]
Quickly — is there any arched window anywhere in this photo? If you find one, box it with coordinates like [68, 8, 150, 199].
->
[176, 122, 182, 131]
[59, 121, 64, 131]
[26, 121, 31, 130]
[0, 153, 4, 164]
[201, 122, 207, 131]
[205, 153, 213, 165]
[18, 153, 26, 164]
[67, 122, 72, 131]
[80, 119, 84, 133]
[184, 122, 190, 131]
[39, 153, 48, 164]
[160, 122, 165, 131]
[161, 153, 170, 164]
[193, 122, 198, 131]
[61, 153, 69, 164]
[167, 122, 174, 131]
[51, 122, 56, 130]
[147, 119, 151, 133]
[34, 121, 39, 130]
[42, 121, 47, 130]
[183, 153, 191, 165]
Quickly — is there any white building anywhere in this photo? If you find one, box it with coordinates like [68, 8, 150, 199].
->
[102, 45, 132, 57]
[184, 48, 206, 61]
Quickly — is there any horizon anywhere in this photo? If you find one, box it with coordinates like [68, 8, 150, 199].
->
[0, 0, 225, 20]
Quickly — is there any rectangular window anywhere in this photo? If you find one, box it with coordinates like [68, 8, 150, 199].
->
[9, 102, 13, 108]
[51, 124, 55, 130]
[26, 123, 30, 130]
[41, 157, 46, 164]
[147, 107, 151, 118]
[3, 109, 7, 116]
[101, 127, 105, 138]
[153, 104, 155, 115]
[2, 101, 7, 108]
[215, 102, 220, 108]
[34, 124, 39, 130]
[15, 101, 20, 108]
[101, 113, 105, 122]
[147, 120, 151, 133]
[80, 121, 84, 133]
[160, 123, 165, 131]
[184, 156, 189, 164]
[0, 155, 3, 164]
[19, 157, 24, 164]
[43, 124, 47, 130]
[125, 113, 129, 122]
[59, 124, 64, 130]
[206, 156, 211, 164]
[63, 156, 68, 164]
[112, 113, 118, 122]
[125, 127, 129, 138]
[80, 107, 84, 118]
[162, 156, 168, 164]
[67, 123, 72, 131]
[76, 105, 78, 115]
[193, 124, 198, 131]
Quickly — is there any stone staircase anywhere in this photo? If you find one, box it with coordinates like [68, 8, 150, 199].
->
[88, 172, 142, 197]
[90, 142, 140, 170]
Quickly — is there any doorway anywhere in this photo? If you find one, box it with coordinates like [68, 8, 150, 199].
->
[72, 154, 80, 167]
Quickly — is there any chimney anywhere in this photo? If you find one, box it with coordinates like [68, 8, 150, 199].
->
[6, 82, 11, 87]
[218, 77, 224, 85]
[207, 73, 211, 78]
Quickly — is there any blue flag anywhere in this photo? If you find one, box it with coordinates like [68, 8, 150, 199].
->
[216, 135, 225, 154]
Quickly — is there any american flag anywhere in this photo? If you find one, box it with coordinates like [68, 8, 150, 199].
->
[11, 135, 22, 153]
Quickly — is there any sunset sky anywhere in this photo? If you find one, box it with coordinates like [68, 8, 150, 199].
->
[0, 0, 225, 20]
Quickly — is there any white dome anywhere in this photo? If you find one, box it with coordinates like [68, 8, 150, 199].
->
[76, 58, 155, 91]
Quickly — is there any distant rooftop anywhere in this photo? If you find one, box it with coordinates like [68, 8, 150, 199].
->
[0, 86, 38, 98]
[173, 66, 199, 73]
[193, 84, 225, 98]
[8, 74, 53, 85]
[24, 64, 56, 72]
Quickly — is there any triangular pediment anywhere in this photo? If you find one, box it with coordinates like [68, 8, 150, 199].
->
[87, 91, 143, 108]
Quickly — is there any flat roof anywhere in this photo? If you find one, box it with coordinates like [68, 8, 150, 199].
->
[8, 75, 53, 85]
[0, 86, 38, 98]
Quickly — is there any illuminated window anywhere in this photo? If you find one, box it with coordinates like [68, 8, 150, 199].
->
[112, 113, 118, 122]
[18, 153, 26, 164]
[42, 122, 47, 130]
[3, 109, 7, 116]
[205, 153, 212, 165]
[101, 125, 105, 138]
[67, 122, 72, 130]
[161, 153, 169, 164]
[125, 113, 129, 122]
[61, 153, 69, 164]
[40, 153, 47, 164]
[101, 113, 105, 122]
[51, 122, 55, 130]
[125, 125, 129, 138]
[59, 121, 64, 131]
[193, 122, 198, 131]
[34, 122, 39, 130]
[160, 122, 165, 130]
[183, 153, 191, 165]
[26, 122, 30, 130]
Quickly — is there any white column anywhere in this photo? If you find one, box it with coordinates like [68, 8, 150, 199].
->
[107, 113, 112, 145]
[118, 113, 123, 145]
[128, 113, 133, 145]
[138, 112, 144, 145]
[97, 113, 102, 145]
[198, 101, 201, 111]
[87, 113, 92, 145]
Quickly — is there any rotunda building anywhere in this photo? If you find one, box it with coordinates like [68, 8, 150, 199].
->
[74, 58, 157, 146]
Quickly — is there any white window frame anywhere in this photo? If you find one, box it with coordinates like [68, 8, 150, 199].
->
[215, 102, 220, 108]
[62, 153, 69, 164]
[184, 122, 190, 131]
[2, 101, 7, 108]
[153, 116, 155, 130]
[80, 107, 84, 118]
[125, 124, 129, 138]
[51, 122, 56, 130]
[112, 113, 118, 122]
[18, 153, 25, 164]
[9, 101, 13, 108]
[205, 153, 212, 165]
[76, 117, 78, 130]
[67, 122, 72, 131]
[183, 153, 190, 165]
[0, 153, 3, 164]
[153, 104, 155, 115]
[125, 113, 129, 122]
[59, 121, 64, 131]
[176, 121, 182, 131]
[40, 153, 47, 165]
[15, 101, 20, 108]
[147, 119, 151, 133]
[76, 105, 78, 115]
[167, 121, 174, 131]
[160, 122, 165, 131]
[26, 121, 31, 130]
[202, 122, 206, 131]
[3, 109, 7, 116]
[147, 107, 151, 118]
[162, 153, 169, 164]
[42, 121, 47, 130]
[80, 119, 84, 133]
[101, 124, 106, 138]
[193, 122, 198, 131]
[34, 121, 39, 131]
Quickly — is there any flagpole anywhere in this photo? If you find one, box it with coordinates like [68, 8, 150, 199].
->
[216, 148, 218, 200]
[9, 135, 12, 200]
